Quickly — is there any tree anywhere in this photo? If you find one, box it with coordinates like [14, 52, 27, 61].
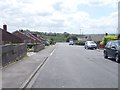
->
[66, 35, 78, 42]
[64, 32, 70, 38]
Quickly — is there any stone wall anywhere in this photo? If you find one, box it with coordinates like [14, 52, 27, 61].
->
[0, 29, 2, 45]
[2, 44, 27, 66]
[33, 44, 45, 52]
[0, 45, 2, 68]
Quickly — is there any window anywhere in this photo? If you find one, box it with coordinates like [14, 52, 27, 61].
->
[105, 41, 111, 48]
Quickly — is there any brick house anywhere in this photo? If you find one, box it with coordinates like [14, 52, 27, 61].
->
[87, 35, 104, 42]
[25, 32, 42, 43]
[32, 33, 46, 42]
[13, 31, 36, 43]
[0, 26, 22, 45]
[13, 30, 46, 44]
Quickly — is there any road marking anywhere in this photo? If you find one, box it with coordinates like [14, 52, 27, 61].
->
[19, 57, 48, 90]
[50, 48, 56, 56]
[24, 48, 56, 88]
[19, 46, 56, 89]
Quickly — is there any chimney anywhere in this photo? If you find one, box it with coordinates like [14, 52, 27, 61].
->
[19, 29, 24, 32]
[3, 24, 7, 31]
[33, 33, 37, 37]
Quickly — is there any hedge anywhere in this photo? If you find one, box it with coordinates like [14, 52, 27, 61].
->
[100, 35, 117, 45]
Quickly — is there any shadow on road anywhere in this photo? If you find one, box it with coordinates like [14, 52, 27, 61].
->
[106, 58, 119, 64]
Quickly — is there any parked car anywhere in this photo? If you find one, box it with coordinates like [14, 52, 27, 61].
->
[69, 40, 74, 45]
[85, 41, 97, 49]
[43, 41, 49, 46]
[104, 40, 120, 63]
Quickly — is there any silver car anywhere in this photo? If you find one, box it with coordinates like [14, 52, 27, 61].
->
[85, 41, 97, 49]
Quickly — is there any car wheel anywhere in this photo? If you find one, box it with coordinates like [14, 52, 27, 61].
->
[104, 52, 108, 59]
[115, 54, 120, 63]
[86, 46, 88, 49]
[93, 48, 96, 50]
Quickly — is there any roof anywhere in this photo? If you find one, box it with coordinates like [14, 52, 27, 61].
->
[13, 31, 36, 43]
[26, 32, 41, 43]
[13, 31, 44, 43]
[21, 31, 46, 42]
[0, 28, 22, 44]
[87, 35, 104, 42]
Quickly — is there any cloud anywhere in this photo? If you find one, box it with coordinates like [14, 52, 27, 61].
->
[0, 0, 118, 34]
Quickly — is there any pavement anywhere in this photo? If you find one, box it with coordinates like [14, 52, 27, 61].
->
[2, 45, 56, 88]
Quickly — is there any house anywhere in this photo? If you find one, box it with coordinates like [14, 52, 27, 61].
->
[32, 33, 46, 42]
[13, 30, 46, 44]
[0, 25, 22, 45]
[79, 35, 104, 44]
[25, 31, 41, 43]
[86, 35, 104, 42]
[13, 31, 38, 43]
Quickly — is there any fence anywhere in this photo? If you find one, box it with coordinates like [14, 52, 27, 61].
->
[2, 44, 27, 66]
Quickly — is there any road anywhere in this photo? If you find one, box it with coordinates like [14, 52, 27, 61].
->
[31, 43, 118, 88]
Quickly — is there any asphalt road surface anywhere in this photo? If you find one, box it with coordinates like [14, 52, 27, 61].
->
[32, 43, 118, 88]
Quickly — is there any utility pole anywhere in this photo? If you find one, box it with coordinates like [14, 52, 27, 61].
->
[80, 29, 81, 36]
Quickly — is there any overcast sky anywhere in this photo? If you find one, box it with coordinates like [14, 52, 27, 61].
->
[0, 0, 119, 34]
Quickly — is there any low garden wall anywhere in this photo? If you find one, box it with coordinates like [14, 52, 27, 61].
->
[2, 44, 27, 66]
[33, 44, 45, 52]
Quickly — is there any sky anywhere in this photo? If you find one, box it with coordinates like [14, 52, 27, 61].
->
[0, 0, 119, 34]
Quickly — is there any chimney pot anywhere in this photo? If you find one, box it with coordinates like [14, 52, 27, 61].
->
[3, 24, 7, 31]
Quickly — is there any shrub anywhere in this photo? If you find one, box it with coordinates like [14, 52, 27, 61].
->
[75, 41, 85, 45]
[104, 35, 117, 45]
[27, 43, 34, 49]
[100, 35, 117, 45]
[66, 36, 78, 42]
[100, 41, 104, 45]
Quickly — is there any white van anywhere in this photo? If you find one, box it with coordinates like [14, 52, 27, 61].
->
[69, 40, 74, 45]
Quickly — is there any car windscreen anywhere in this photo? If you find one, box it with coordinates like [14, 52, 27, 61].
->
[118, 41, 120, 46]
[89, 41, 96, 44]
[114, 41, 120, 46]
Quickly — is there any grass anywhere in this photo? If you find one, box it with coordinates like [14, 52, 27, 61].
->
[42, 35, 66, 42]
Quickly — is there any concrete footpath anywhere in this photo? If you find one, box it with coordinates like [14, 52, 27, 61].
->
[2, 45, 56, 88]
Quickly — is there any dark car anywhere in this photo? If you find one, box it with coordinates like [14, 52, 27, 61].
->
[104, 40, 120, 63]
[43, 41, 49, 46]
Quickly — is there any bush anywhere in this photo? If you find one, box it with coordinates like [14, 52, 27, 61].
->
[100, 41, 104, 45]
[27, 43, 34, 49]
[75, 41, 80, 45]
[66, 36, 78, 42]
[103, 35, 117, 45]
[75, 41, 85, 45]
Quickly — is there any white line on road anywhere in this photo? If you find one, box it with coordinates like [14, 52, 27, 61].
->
[19, 46, 56, 89]
[50, 48, 56, 56]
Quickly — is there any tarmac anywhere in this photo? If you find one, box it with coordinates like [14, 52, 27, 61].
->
[2, 45, 55, 88]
